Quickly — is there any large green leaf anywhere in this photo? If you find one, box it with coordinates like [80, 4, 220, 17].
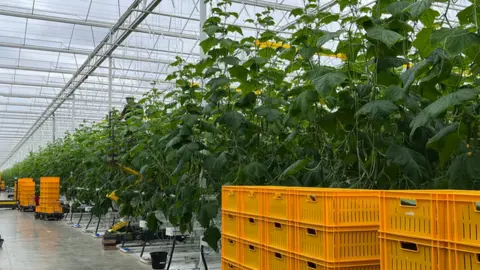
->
[386, 144, 429, 182]
[207, 77, 230, 91]
[243, 161, 269, 183]
[410, 89, 479, 136]
[430, 28, 480, 55]
[197, 201, 218, 228]
[419, 8, 440, 27]
[385, 1, 410, 15]
[457, 5, 480, 26]
[355, 100, 399, 119]
[404, 0, 431, 19]
[384, 85, 405, 102]
[203, 227, 221, 251]
[215, 111, 246, 130]
[413, 27, 434, 58]
[317, 30, 344, 47]
[312, 72, 347, 97]
[200, 37, 218, 53]
[427, 123, 460, 166]
[400, 59, 432, 90]
[377, 57, 409, 71]
[228, 66, 248, 81]
[447, 152, 480, 189]
[292, 90, 319, 116]
[367, 26, 404, 48]
[254, 106, 283, 122]
[182, 114, 200, 127]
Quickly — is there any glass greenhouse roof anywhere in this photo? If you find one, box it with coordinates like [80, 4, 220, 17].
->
[0, 0, 469, 169]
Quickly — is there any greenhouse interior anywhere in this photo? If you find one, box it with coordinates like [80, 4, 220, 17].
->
[0, 0, 479, 269]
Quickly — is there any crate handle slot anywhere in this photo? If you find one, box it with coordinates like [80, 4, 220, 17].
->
[307, 228, 317, 236]
[228, 214, 234, 219]
[477, 254, 480, 263]
[274, 222, 282, 229]
[249, 218, 256, 224]
[228, 190, 235, 196]
[274, 252, 283, 260]
[476, 202, 480, 212]
[400, 199, 417, 207]
[227, 239, 234, 244]
[274, 193, 283, 199]
[307, 262, 317, 269]
[400, 242, 418, 252]
[248, 245, 256, 251]
[308, 195, 316, 202]
[248, 191, 255, 197]
[227, 263, 234, 269]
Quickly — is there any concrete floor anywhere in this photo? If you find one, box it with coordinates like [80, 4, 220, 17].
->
[0, 208, 150, 270]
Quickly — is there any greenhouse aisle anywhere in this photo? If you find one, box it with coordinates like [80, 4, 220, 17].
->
[0, 197, 149, 270]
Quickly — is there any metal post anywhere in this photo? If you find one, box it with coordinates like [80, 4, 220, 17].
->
[71, 93, 75, 132]
[199, 0, 207, 57]
[199, 3, 208, 268]
[108, 56, 113, 113]
[52, 113, 56, 141]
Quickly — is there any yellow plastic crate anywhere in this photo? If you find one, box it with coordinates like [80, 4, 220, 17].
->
[220, 211, 264, 244]
[223, 186, 292, 217]
[446, 192, 480, 247]
[264, 247, 295, 270]
[222, 236, 240, 264]
[448, 242, 480, 270]
[17, 178, 35, 207]
[240, 240, 263, 270]
[295, 223, 379, 263]
[380, 191, 448, 240]
[222, 211, 239, 237]
[239, 213, 264, 244]
[222, 258, 246, 270]
[296, 255, 380, 270]
[264, 217, 295, 252]
[263, 187, 295, 220]
[222, 236, 264, 269]
[293, 188, 380, 227]
[222, 186, 240, 212]
[380, 232, 448, 270]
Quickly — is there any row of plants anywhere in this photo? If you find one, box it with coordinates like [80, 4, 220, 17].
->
[3, 0, 480, 249]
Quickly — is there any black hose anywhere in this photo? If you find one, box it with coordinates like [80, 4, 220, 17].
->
[166, 238, 176, 270]
[85, 212, 94, 230]
[94, 215, 101, 235]
[200, 245, 208, 270]
[77, 210, 84, 225]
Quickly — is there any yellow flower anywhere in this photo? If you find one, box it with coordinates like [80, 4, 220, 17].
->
[254, 89, 262, 95]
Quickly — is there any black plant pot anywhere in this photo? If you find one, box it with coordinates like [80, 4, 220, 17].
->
[150, 251, 168, 269]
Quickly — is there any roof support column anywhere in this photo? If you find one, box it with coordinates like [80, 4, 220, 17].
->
[71, 93, 76, 133]
[199, 0, 207, 57]
[108, 56, 113, 113]
[52, 113, 56, 142]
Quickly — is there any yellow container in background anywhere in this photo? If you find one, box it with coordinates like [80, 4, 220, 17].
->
[17, 178, 35, 207]
[36, 176, 62, 214]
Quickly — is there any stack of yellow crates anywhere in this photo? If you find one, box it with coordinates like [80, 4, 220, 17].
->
[36, 177, 62, 214]
[0, 180, 5, 191]
[221, 186, 381, 269]
[18, 178, 35, 209]
[380, 190, 480, 269]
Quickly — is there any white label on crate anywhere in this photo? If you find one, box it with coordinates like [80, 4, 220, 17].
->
[405, 211, 415, 216]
